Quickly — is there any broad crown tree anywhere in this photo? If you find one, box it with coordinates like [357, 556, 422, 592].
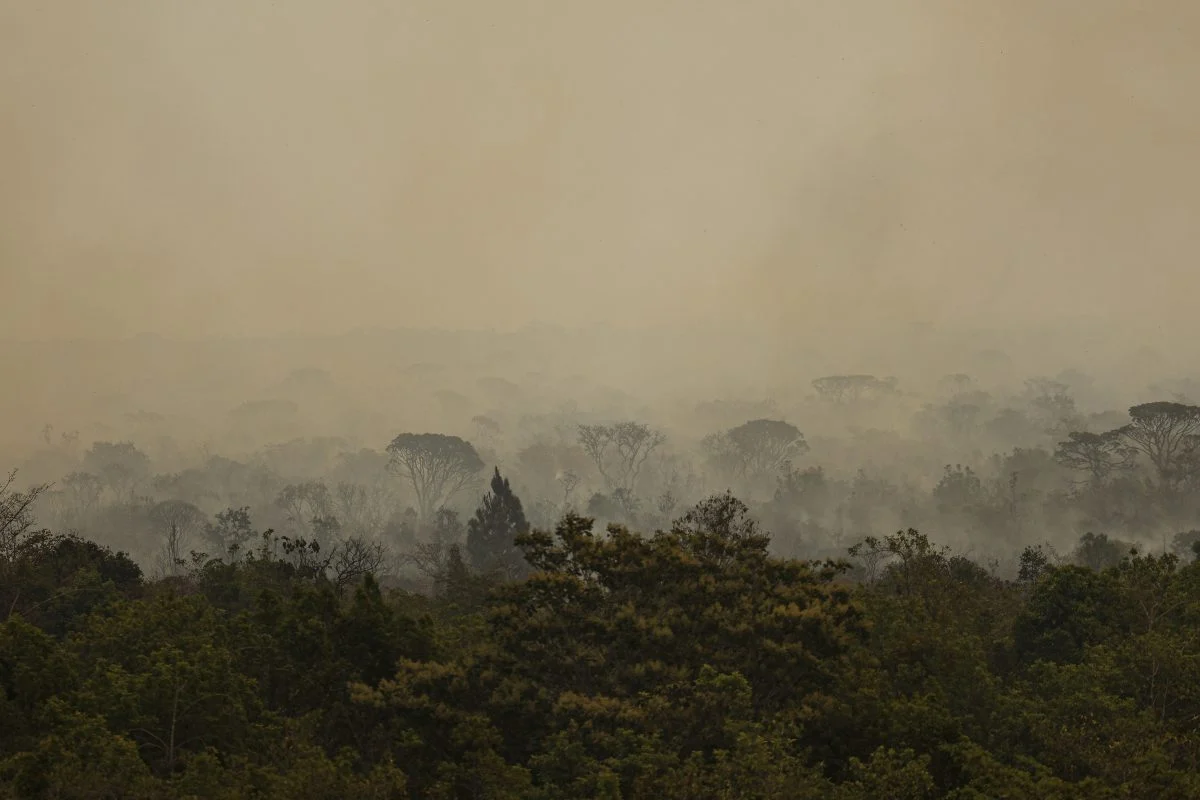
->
[385, 433, 484, 521]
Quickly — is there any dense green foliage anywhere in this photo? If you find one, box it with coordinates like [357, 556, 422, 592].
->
[4, 489, 1200, 799]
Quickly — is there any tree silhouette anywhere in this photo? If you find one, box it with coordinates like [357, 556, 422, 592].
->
[1117, 402, 1200, 485]
[466, 468, 529, 578]
[725, 419, 808, 481]
[1055, 431, 1134, 486]
[81, 441, 151, 501]
[385, 433, 484, 521]
[577, 422, 665, 492]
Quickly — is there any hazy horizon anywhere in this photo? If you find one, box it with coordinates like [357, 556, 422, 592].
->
[5, 0, 1200, 467]
[4, 1, 1199, 346]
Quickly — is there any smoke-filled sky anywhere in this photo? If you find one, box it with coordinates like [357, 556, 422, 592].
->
[3, 1, 1198, 342]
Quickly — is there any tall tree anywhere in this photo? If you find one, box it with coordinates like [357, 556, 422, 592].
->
[1117, 402, 1200, 485]
[1054, 430, 1134, 486]
[385, 433, 484, 521]
[724, 419, 808, 482]
[466, 468, 529, 578]
[577, 422, 665, 492]
[149, 500, 207, 576]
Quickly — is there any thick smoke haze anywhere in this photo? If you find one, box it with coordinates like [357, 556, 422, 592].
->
[7, 8, 1200, 790]
[4, 1, 1198, 345]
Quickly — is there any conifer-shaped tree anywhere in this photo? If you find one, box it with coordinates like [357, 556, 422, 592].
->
[466, 468, 530, 578]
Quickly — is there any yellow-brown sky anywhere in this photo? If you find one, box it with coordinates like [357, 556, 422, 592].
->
[3, 1, 1198, 342]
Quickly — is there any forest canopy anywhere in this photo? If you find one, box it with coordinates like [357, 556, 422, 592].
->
[4, 464, 1200, 797]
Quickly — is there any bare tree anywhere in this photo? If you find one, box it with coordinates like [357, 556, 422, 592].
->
[556, 469, 580, 510]
[154, 523, 188, 578]
[405, 540, 451, 584]
[576, 425, 611, 486]
[385, 433, 485, 521]
[331, 536, 389, 592]
[150, 500, 208, 575]
[577, 422, 666, 492]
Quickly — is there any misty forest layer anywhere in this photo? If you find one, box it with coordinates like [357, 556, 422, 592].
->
[6, 358, 1200, 797]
